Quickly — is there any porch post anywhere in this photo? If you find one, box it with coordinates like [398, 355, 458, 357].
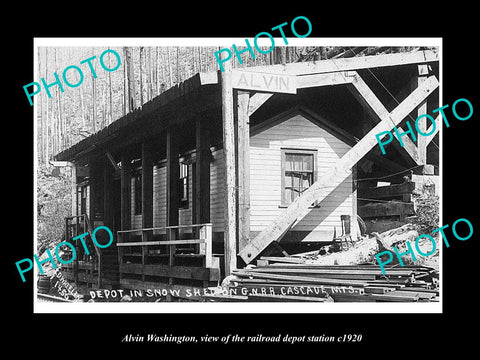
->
[235, 90, 251, 253]
[166, 128, 180, 232]
[221, 52, 237, 275]
[142, 141, 154, 237]
[195, 117, 211, 225]
[120, 152, 131, 232]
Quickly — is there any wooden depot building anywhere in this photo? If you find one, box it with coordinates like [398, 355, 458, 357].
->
[54, 48, 440, 296]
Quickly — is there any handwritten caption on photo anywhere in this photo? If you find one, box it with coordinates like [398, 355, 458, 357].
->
[15, 225, 114, 282]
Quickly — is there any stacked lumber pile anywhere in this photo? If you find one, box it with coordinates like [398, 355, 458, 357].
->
[222, 261, 439, 302]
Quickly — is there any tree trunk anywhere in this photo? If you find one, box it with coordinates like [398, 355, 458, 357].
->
[91, 47, 96, 134]
[38, 47, 44, 165]
[124, 47, 135, 113]
[108, 47, 113, 125]
[139, 46, 144, 105]
[176, 47, 180, 84]
[167, 47, 173, 88]
[44, 47, 50, 164]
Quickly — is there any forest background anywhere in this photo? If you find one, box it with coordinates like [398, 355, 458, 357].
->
[35, 44, 421, 251]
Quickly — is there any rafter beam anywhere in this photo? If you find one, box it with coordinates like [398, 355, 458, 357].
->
[232, 50, 439, 76]
[296, 71, 355, 89]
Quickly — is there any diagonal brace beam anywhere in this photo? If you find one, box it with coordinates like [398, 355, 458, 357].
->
[348, 73, 420, 164]
[239, 75, 439, 264]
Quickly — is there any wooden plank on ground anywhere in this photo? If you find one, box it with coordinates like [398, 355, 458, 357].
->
[260, 256, 305, 264]
[232, 270, 369, 287]
[246, 293, 331, 302]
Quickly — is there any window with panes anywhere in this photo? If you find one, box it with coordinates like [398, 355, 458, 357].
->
[281, 149, 317, 206]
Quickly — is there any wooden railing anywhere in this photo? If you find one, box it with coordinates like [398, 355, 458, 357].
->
[116, 223, 217, 291]
[64, 214, 102, 287]
[116, 223, 213, 267]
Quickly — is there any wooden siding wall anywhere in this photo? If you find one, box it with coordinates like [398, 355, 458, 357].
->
[210, 150, 225, 233]
[130, 164, 194, 234]
[249, 114, 354, 241]
[122, 113, 355, 242]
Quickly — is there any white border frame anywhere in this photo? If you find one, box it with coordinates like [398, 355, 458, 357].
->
[32, 37, 443, 314]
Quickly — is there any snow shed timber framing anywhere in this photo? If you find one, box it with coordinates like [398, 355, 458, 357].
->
[55, 49, 440, 285]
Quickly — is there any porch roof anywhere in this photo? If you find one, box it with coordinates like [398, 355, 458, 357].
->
[54, 49, 439, 163]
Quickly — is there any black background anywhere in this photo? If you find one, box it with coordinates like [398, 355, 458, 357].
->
[8, 4, 478, 354]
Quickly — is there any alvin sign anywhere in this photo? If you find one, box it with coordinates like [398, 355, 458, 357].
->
[232, 70, 297, 94]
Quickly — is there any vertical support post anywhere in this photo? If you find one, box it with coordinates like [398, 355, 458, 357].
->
[117, 232, 123, 274]
[167, 228, 176, 301]
[120, 152, 131, 235]
[166, 127, 179, 279]
[199, 224, 213, 268]
[65, 217, 69, 245]
[71, 164, 77, 218]
[89, 159, 96, 225]
[221, 52, 237, 276]
[200, 223, 213, 287]
[103, 158, 112, 229]
[85, 159, 97, 287]
[351, 164, 358, 240]
[142, 141, 154, 281]
[166, 128, 180, 230]
[120, 152, 131, 286]
[235, 90, 251, 252]
[195, 117, 211, 225]
[415, 64, 429, 165]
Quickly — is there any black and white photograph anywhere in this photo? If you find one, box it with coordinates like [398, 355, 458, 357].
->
[8, 8, 479, 352]
[31, 38, 442, 312]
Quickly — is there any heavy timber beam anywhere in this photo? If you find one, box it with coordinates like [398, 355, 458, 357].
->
[248, 93, 273, 116]
[204, 50, 439, 81]
[239, 75, 439, 264]
[348, 73, 420, 165]
[414, 65, 429, 165]
[201, 51, 439, 86]
[247, 72, 356, 116]
[236, 90, 251, 252]
[221, 52, 237, 276]
[425, 114, 440, 145]
[296, 71, 355, 89]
